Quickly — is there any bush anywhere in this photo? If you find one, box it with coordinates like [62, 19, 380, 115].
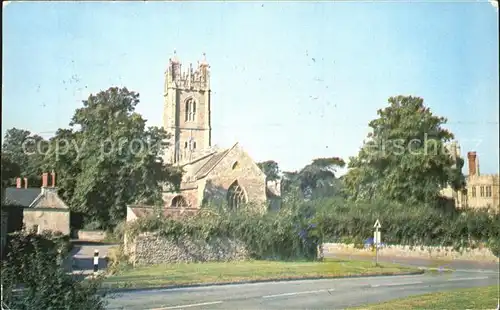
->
[106, 245, 131, 275]
[83, 221, 103, 231]
[1, 229, 107, 309]
[124, 198, 499, 262]
[126, 202, 322, 261]
[313, 198, 500, 254]
[104, 221, 127, 243]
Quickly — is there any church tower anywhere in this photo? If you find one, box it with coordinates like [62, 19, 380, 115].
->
[163, 51, 212, 164]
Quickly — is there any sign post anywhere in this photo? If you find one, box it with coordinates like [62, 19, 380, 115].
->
[373, 219, 382, 266]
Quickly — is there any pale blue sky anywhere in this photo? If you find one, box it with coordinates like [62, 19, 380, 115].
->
[2, 1, 499, 174]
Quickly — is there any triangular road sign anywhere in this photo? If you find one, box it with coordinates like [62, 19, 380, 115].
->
[373, 219, 381, 229]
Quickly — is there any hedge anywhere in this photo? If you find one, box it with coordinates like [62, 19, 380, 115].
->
[124, 197, 499, 261]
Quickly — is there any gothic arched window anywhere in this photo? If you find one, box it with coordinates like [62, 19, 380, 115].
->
[185, 98, 196, 122]
[227, 181, 247, 210]
[171, 195, 189, 208]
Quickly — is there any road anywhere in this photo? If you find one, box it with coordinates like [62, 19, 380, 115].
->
[105, 258, 499, 310]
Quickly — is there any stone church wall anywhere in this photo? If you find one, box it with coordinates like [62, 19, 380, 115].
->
[127, 232, 249, 266]
[205, 146, 267, 211]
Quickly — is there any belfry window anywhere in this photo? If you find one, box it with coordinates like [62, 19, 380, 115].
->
[185, 99, 196, 122]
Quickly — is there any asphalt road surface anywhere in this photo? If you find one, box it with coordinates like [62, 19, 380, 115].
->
[106, 265, 499, 309]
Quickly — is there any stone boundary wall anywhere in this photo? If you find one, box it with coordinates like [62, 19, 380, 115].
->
[127, 232, 249, 266]
[322, 243, 498, 262]
[77, 230, 107, 242]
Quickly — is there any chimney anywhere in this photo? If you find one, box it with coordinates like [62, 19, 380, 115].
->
[51, 171, 56, 187]
[16, 178, 21, 189]
[23, 177, 28, 189]
[467, 152, 477, 176]
[42, 172, 48, 188]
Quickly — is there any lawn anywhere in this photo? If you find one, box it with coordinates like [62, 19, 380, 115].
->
[352, 285, 499, 309]
[103, 258, 420, 289]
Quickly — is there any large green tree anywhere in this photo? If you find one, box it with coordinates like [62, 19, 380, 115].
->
[282, 157, 346, 199]
[2, 128, 47, 186]
[1, 153, 21, 202]
[257, 160, 280, 182]
[343, 95, 465, 205]
[1, 153, 21, 188]
[43, 87, 181, 228]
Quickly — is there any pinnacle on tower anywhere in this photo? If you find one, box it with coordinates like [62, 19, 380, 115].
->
[199, 52, 208, 66]
[170, 49, 180, 63]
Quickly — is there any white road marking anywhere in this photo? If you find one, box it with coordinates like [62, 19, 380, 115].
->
[452, 269, 499, 274]
[149, 301, 223, 309]
[262, 289, 333, 299]
[447, 276, 489, 282]
[371, 281, 423, 288]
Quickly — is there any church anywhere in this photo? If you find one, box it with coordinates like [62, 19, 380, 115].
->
[128, 52, 281, 220]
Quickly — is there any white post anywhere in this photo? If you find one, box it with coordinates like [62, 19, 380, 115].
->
[93, 249, 99, 274]
[373, 219, 382, 266]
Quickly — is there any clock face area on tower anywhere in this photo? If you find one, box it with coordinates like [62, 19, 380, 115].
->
[163, 53, 212, 164]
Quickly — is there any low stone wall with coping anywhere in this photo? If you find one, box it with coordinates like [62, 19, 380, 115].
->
[77, 230, 107, 242]
[125, 232, 249, 266]
[322, 243, 497, 262]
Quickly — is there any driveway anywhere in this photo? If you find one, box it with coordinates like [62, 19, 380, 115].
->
[65, 241, 118, 278]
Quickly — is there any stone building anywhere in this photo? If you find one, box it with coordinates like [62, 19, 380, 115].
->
[464, 151, 499, 210]
[3, 172, 70, 235]
[154, 52, 279, 213]
[440, 142, 499, 211]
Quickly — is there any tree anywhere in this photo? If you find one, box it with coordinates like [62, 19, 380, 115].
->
[343, 95, 465, 205]
[282, 157, 346, 199]
[257, 160, 280, 182]
[44, 87, 181, 228]
[1, 153, 21, 203]
[1, 153, 21, 188]
[2, 128, 48, 186]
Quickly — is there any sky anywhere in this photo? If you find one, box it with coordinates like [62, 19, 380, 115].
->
[2, 1, 499, 175]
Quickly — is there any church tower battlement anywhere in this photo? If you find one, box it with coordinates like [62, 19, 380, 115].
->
[163, 51, 212, 164]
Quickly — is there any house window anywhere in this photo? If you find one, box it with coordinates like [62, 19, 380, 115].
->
[193, 141, 196, 149]
[485, 186, 492, 197]
[184, 142, 188, 149]
[471, 187, 476, 198]
[232, 161, 240, 170]
[480, 186, 485, 197]
[185, 99, 196, 122]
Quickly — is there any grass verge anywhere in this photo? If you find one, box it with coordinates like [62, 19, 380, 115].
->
[102, 258, 420, 290]
[351, 285, 499, 309]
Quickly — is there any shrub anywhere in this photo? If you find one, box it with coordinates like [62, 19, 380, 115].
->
[126, 203, 321, 261]
[313, 198, 500, 254]
[104, 221, 127, 243]
[106, 245, 131, 275]
[1, 229, 106, 310]
[83, 221, 103, 231]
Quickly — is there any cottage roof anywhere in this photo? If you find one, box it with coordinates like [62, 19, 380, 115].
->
[4, 188, 41, 207]
[4, 187, 69, 209]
